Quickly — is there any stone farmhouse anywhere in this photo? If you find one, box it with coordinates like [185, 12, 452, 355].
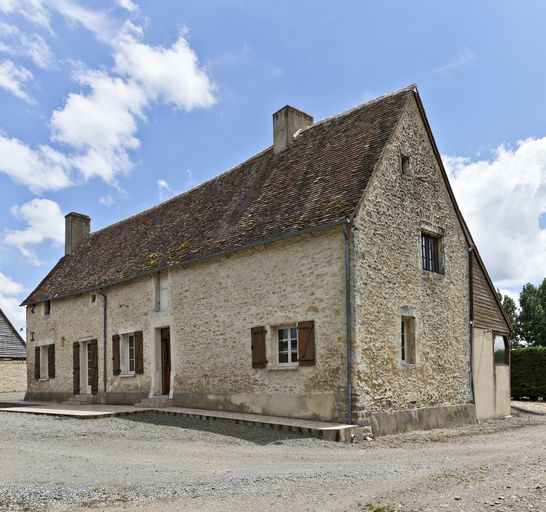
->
[0, 308, 26, 392]
[23, 85, 512, 435]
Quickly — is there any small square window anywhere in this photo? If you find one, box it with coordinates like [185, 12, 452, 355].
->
[401, 154, 411, 175]
[421, 233, 442, 274]
[278, 325, 298, 365]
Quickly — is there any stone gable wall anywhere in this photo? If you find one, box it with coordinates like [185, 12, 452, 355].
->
[352, 95, 472, 424]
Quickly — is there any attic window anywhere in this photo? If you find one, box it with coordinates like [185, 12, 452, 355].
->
[43, 300, 51, 316]
[401, 154, 411, 175]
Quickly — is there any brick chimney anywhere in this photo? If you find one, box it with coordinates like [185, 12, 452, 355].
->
[65, 212, 90, 255]
[273, 105, 313, 154]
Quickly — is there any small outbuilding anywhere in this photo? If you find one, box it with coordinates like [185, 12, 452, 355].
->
[0, 308, 26, 392]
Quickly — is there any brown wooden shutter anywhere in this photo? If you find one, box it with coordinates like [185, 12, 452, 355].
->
[297, 320, 316, 366]
[34, 346, 40, 379]
[48, 344, 55, 378]
[135, 331, 144, 374]
[251, 326, 267, 368]
[73, 342, 80, 395]
[112, 334, 121, 376]
[90, 339, 99, 395]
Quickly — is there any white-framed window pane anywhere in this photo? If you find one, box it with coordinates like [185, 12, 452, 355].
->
[128, 335, 135, 373]
[290, 327, 298, 363]
[278, 328, 289, 364]
[87, 343, 92, 386]
[40, 346, 49, 379]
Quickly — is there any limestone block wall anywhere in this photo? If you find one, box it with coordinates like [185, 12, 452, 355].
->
[25, 228, 348, 420]
[170, 229, 347, 421]
[352, 95, 472, 423]
[0, 360, 27, 392]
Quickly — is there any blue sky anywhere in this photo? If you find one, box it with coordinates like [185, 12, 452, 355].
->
[0, 0, 545, 331]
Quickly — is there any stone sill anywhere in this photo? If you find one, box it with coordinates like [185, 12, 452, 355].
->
[422, 270, 445, 280]
[400, 362, 416, 369]
[119, 374, 136, 378]
[267, 365, 298, 371]
[39, 378, 49, 381]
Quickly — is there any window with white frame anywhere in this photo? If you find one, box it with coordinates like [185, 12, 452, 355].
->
[277, 325, 298, 365]
[40, 345, 49, 379]
[121, 333, 136, 374]
[155, 271, 170, 312]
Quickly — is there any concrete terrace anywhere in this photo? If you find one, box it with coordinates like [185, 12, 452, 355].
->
[0, 400, 358, 442]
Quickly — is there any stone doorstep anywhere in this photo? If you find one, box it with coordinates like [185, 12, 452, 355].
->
[0, 403, 358, 443]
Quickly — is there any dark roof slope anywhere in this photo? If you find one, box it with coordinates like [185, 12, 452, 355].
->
[0, 309, 26, 359]
[24, 86, 414, 305]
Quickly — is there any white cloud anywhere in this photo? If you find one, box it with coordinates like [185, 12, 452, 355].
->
[99, 194, 114, 206]
[0, 272, 23, 295]
[0, 59, 33, 101]
[4, 198, 65, 264]
[0, 134, 72, 193]
[0, 22, 53, 68]
[0, 271, 25, 332]
[157, 178, 175, 201]
[114, 31, 216, 110]
[444, 138, 546, 288]
[0, 0, 51, 30]
[0, 2, 217, 193]
[116, 0, 138, 13]
[436, 47, 475, 75]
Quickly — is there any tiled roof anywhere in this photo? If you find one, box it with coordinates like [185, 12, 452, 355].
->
[0, 309, 26, 359]
[23, 86, 414, 305]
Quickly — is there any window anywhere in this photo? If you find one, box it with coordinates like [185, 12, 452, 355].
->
[278, 326, 298, 365]
[40, 346, 49, 379]
[43, 300, 51, 316]
[121, 334, 136, 374]
[401, 316, 416, 364]
[401, 154, 411, 175]
[494, 335, 509, 365]
[421, 233, 441, 273]
[155, 271, 169, 312]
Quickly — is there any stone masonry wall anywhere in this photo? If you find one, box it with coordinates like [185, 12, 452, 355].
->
[0, 360, 26, 392]
[26, 229, 348, 421]
[352, 95, 472, 424]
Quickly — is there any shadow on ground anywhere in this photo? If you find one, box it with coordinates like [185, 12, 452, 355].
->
[121, 411, 314, 445]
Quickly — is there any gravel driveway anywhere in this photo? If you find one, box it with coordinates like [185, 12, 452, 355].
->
[0, 410, 544, 512]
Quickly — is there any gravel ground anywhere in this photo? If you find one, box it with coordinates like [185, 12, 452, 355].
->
[0, 409, 544, 512]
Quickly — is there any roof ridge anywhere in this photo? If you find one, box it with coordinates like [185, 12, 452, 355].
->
[298, 83, 416, 134]
[88, 84, 416, 241]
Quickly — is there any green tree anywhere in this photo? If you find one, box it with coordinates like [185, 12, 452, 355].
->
[517, 279, 546, 347]
[497, 290, 520, 347]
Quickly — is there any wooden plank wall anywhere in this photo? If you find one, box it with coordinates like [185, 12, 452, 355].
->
[472, 253, 510, 334]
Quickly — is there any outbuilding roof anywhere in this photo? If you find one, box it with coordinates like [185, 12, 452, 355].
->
[24, 85, 415, 305]
[0, 309, 26, 359]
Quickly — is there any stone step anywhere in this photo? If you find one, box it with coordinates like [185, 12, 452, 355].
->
[135, 396, 172, 408]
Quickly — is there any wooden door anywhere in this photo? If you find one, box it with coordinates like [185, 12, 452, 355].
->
[160, 327, 171, 395]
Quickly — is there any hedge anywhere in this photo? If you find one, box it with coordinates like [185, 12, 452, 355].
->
[511, 346, 546, 400]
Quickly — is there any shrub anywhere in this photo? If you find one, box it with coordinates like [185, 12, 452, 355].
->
[511, 346, 546, 400]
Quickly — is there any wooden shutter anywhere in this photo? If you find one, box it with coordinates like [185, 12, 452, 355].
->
[73, 342, 80, 395]
[34, 346, 40, 379]
[48, 344, 55, 378]
[135, 331, 144, 374]
[112, 334, 121, 376]
[297, 320, 316, 366]
[90, 339, 99, 395]
[251, 326, 267, 368]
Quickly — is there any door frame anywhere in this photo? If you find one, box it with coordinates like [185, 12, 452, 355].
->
[160, 328, 171, 396]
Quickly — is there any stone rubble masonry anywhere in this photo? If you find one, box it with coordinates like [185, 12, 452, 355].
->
[25, 229, 348, 422]
[24, 93, 477, 431]
[351, 94, 472, 427]
[0, 360, 26, 392]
